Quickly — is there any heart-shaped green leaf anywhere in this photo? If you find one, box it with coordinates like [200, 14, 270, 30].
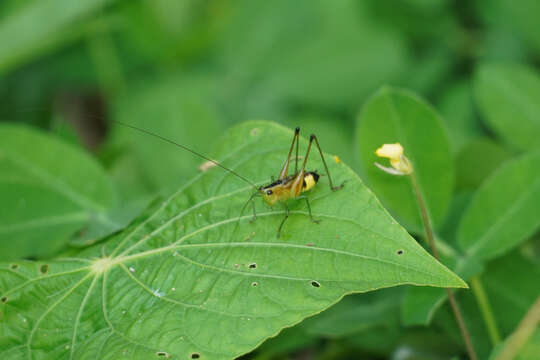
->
[356, 87, 454, 233]
[0, 124, 116, 260]
[0, 121, 465, 359]
[458, 151, 540, 260]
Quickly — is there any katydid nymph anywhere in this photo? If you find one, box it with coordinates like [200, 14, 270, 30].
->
[116, 122, 344, 238]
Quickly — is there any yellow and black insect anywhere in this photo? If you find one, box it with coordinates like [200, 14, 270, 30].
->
[116, 122, 343, 238]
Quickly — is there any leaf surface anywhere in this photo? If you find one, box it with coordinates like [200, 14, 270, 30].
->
[474, 63, 540, 150]
[0, 124, 115, 259]
[0, 121, 465, 359]
[356, 87, 454, 232]
[458, 151, 540, 260]
[0, 0, 113, 75]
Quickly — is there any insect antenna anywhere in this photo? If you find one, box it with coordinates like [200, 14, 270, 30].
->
[113, 121, 258, 189]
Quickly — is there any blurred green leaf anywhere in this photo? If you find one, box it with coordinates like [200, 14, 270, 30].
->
[458, 151, 540, 261]
[0, 124, 115, 259]
[356, 87, 454, 232]
[248, 325, 316, 360]
[303, 288, 402, 338]
[455, 137, 512, 191]
[439, 191, 474, 245]
[365, 0, 456, 41]
[475, 0, 540, 54]
[0, 121, 465, 359]
[516, 328, 540, 360]
[435, 288, 493, 359]
[398, 46, 454, 96]
[437, 251, 540, 360]
[110, 73, 223, 193]
[482, 251, 540, 335]
[0, 0, 113, 75]
[437, 80, 483, 153]
[217, 0, 408, 111]
[342, 326, 402, 358]
[474, 63, 540, 150]
[401, 248, 483, 326]
[69, 196, 152, 247]
[120, 0, 218, 64]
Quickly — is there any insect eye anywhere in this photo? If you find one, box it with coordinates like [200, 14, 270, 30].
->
[266, 190, 273, 195]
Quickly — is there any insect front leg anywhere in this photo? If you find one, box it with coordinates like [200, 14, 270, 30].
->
[298, 195, 320, 224]
[276, 203, 290, 239]
[238, 191, 260, 225]
[249, 198, 257, 223]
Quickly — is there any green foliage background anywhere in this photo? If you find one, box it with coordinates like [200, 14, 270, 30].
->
[1, 1, 539, 359]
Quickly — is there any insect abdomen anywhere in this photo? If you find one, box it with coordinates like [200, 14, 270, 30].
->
[302, 171, 319, 192]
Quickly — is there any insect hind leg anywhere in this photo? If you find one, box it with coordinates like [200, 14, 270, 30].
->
[309, 134, 344, 191]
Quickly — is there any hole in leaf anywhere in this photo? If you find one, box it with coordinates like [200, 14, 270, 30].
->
[248, 263, 257, 269]
[156, 351, 171, 358]
[1, 296, 7, 303]
[40, 264, 49, 274]
[190, 353, 201, 359]
[397, 250, 404, 255]
[10, 264, 18, 270]
[251, 282, 258, 287]
[310, 281, 321, 288]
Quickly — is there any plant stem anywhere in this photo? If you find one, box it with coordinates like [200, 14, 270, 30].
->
[495, 295, 540, 360]
[410, 173, 478, 360]
[470, 275, 501, 346]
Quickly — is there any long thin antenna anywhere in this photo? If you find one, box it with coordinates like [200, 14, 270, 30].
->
[113, 120, 258, 189]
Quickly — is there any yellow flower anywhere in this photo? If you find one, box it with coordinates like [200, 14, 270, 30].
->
[374, 143, 413, 175]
